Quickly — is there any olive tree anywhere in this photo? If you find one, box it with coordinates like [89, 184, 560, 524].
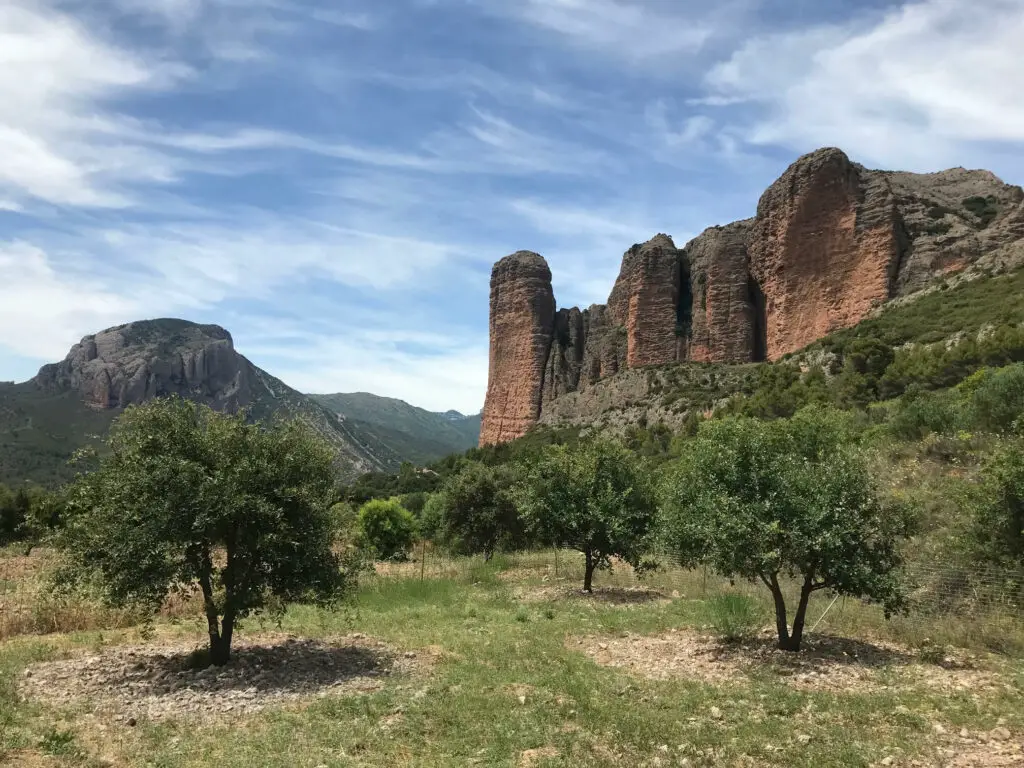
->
[516, 438, 657, 592]
[434, 462, 524, 560]
[661, 407, 915, 651]
[59, 397, 356, 666]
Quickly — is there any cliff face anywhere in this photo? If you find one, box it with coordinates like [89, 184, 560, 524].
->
[30, 318, 391, 478]
[749, 148, 905, 360]
[479, 147, 1024, 446]
[34, 320, 253, 410]
[478, 252, 556, 445]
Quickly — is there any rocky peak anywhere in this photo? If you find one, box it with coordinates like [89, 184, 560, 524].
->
[34, 318, 252, 410]
[478, 252, 556, 446]
[479, 147, 1024, 446]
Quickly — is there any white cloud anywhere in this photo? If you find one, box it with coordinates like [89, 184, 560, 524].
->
[702, 0, 1024, 169]
[0, 242, 142, 359]
[470, 0, 717, 60]
[247, 330, 488, 414]
[0, 0, 188, 208]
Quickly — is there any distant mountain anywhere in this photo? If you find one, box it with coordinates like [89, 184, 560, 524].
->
[0, 319, 415, 487]
[310, 392, 481, 467]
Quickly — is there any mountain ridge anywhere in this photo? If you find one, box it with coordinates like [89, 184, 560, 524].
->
[0, 319, 478, 486]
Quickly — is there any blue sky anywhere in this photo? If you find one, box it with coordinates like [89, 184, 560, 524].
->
[1, 0, 1022, 413]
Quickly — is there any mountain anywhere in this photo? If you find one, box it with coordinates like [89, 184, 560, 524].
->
[0, 319, 410, 487]
[310, 392, 481, 467]
[480, 147, 1024, 445]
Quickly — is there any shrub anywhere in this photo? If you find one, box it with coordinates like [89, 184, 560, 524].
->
[706, 593, 762, 643]
[966, 364, 1024, 434]
[356, 499, 417, 561]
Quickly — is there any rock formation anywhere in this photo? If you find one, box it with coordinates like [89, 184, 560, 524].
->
[478, 252, 556, 445]
[30, 318, 390, 478]
[479, 147, 1024, 446]
[34, 319, 255, 410]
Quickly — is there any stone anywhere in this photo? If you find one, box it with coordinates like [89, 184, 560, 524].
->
[991, 727, 1012, 741]
[27, 318, 385, 479]
[709, 706, 723, 720]
[480, 147, 1024, 445]
[479, 252, 556, 446]
[881, 757, 895, 766]
[796, 734, 811, 745]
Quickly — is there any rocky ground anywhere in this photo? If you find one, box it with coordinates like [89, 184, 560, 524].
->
[19, 632, 427, 721]
[572, 629, 1023, 767]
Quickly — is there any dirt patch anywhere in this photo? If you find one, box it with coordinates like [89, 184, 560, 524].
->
[571, 629, 1005, 694]
[20, 632, 427, 722]
[518, 585, 670, 607]
[517, 746, 560, 767]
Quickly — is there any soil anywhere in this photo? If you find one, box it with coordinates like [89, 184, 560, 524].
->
[19, 632, 427, 722]
[570, 628, 1008, 694]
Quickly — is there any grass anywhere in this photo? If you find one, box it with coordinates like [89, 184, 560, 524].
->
[0, 551, 1019, 767]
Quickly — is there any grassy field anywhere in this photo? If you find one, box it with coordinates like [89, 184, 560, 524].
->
[0, 551, 1021, 768]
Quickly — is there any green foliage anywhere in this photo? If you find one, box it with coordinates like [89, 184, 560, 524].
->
[58, 397, 355, 665]
[965, 364, 1024, 434]
[432, 462, 525, 559]
[516, 438, 658, 592]
[356, 499, 418, 561]
[889, 389, 960, 440]
[970, 439, 1024, 569]
[706, 593, 762, 643]
[963, 195, 999, 228]
[661, 406, 916, 651]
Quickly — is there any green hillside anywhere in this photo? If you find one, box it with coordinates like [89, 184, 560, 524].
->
[311, 392, 480, 466]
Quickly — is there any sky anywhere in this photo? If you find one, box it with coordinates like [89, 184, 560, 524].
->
[1, 0, 1023, 413]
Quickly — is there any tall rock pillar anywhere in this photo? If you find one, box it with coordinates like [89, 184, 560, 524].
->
[479, 251, 556, 446]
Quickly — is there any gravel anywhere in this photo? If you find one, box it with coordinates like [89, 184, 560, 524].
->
[19, 633, 424, 721]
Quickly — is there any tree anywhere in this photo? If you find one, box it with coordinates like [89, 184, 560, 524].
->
[661, 406, 915, 651]
[434, 462, 524, 559]
[59, 397, 356, 666]
[516, 438, 657, 592]
[970, 439, 1024, 569]
[356, 499, 417, 561]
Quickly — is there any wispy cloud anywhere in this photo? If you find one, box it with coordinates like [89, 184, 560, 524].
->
[700, 0, 1024, 171]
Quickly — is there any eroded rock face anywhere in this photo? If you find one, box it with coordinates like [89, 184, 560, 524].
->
[748, 148, 904, 361]
[607, 234, 682, 368]
[479, 252, 556, 446]
[479, 147, 1024, 445]
[684, 220, 759, 363]
[34, 319, 253, 410]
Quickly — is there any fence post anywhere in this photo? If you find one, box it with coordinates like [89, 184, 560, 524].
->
[420, 540, 426, 581]
[554, 549, 559, 579]
[702, 566, 708, 597]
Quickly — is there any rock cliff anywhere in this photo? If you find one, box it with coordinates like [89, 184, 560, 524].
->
[29, 319, 390, 479]
[34, 320, 253, 410]
[479, 147, 1024, 446]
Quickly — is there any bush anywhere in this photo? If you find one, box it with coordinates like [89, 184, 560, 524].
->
[356, 499, 417, 561]
[966, 364, 1024, 434]
[706, 593, 762, 643]
[889, 390, 960, 440]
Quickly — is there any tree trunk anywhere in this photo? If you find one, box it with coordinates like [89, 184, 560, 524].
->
[583, 550, 595, 593]
[767, 573, 791, 650]
[212, 611, 235, 666]
[198, 567, 221, 665]
[784, 576, 815, 653]
[484, 549, 493, 563]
